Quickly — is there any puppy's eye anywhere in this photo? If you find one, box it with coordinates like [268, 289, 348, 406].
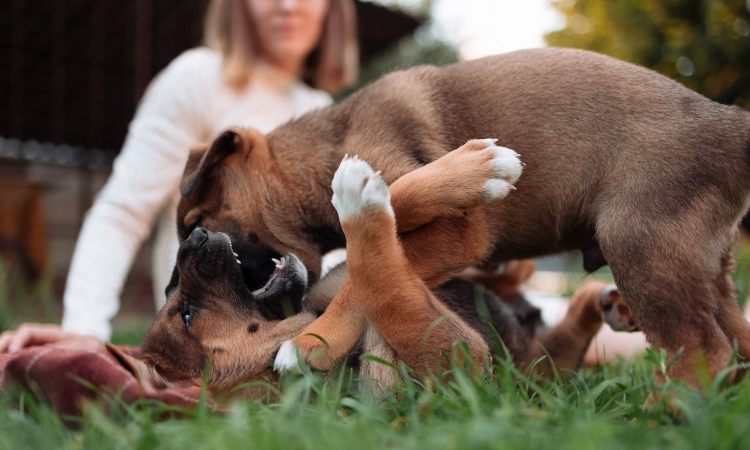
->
[181, 302, 193, 328]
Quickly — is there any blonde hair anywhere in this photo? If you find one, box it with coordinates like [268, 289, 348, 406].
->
[204, 0, 358, 93]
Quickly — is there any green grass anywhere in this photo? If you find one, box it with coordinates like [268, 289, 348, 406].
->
[2, 242, 750, 450]
[2, 353, 750, 450]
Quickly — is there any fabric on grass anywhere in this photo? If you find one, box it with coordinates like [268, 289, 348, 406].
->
[0, 344, 220, 416]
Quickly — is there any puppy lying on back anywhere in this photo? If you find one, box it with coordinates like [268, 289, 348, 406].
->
[121, 151, 633, 397]
[120, 228, 623, 396]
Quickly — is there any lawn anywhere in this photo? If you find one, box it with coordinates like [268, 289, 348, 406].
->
[2, 353, 750, 450]
[1, 242, 750, 450]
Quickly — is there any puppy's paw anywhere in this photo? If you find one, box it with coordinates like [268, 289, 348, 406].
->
[483, 138, 523, 184]
[479, 139, 522, 201]
[275, 335, 337, 371]
[483, 179, 516, 202]
[444, 138, 523, 203]
[599, 285, 639, 332]
[273, 340, 302, 372]
[331, 155, 392, 222]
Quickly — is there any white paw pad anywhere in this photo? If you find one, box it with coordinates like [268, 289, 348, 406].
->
[331, 155, 392, 221]
[274, 340, 302, 372]
[482, 138, 523, 201]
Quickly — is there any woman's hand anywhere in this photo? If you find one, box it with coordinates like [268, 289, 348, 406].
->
[0, 323, 104, 353]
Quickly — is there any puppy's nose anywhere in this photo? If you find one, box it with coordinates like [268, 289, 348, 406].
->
[189, 227, 209, 246]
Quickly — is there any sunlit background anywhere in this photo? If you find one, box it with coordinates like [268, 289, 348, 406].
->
[431, 0, 563, 58]
[366, 0, 564, 58]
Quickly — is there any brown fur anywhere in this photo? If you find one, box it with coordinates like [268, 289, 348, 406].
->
[176, 48, 750, 387]
[134, 142, 611, 395]
[333, 166, 608, 379]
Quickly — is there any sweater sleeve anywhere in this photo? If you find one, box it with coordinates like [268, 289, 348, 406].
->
[61, 50, 209, 340]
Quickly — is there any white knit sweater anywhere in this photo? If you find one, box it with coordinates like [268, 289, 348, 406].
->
[61, 47, 332, 340]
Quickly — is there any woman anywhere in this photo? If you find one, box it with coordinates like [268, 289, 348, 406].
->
[0, 0, 358, 351]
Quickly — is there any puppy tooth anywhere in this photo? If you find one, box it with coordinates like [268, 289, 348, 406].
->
[236, 259, 242, 265]
[232, 251, 239, 257]
[272, 258, 281, 265]
[276, 264, 283, 269]
[509, 184, 517, 191]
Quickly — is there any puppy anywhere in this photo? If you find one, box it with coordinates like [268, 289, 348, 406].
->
[177, 48, 750, 388]
[129, 228, 616, 397]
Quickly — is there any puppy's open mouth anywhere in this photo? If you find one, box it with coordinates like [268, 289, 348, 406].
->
[181, 229, 307, 318]
[251, 255, 308, 296]
[217, 233, 308, 317]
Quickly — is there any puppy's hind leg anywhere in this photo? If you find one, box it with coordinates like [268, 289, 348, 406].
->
[525, 281, 607, 378]
[598, 212, 734, 389]
[332, 157, 488, 374]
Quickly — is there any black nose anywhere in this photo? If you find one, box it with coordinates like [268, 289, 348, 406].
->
[189, 227, 209, 246]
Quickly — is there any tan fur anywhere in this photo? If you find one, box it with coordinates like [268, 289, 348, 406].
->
[137, 138, 615, 395]
[341, 203, 490, 373]
[176, 48, 750, 388]
[332, 165, 607, 379]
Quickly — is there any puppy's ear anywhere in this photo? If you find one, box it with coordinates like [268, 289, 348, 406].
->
[180, 128, 256, 197]
[106, 343, 179, 390]
[164, 265, 180, 298]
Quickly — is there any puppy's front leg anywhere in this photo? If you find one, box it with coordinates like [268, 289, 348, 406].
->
[390, 139, 521, 232]
[275, 157, 490, 373]
[275, 140, 522, 371]
[332, 157, 488, 373]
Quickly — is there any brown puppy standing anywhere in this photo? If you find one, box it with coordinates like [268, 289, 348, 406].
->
[177, 48, 750, 388]
[129, 146, 613, 394]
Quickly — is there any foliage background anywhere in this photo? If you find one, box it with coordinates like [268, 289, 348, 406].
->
[546, 0, 750, 108]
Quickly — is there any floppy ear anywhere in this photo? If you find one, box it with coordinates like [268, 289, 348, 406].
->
[106, 343, 174, 390]
[180, 128, 256, 197]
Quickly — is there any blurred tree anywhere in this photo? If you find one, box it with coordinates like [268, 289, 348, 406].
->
[546, 0, 750, 107]
[338, 0, 458, 98]
[352, 33, 458, 86]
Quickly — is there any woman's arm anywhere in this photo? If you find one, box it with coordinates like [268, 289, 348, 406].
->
[60, 51, 209, 340]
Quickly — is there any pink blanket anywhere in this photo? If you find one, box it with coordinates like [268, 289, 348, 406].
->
[0, 345, 220, 416]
